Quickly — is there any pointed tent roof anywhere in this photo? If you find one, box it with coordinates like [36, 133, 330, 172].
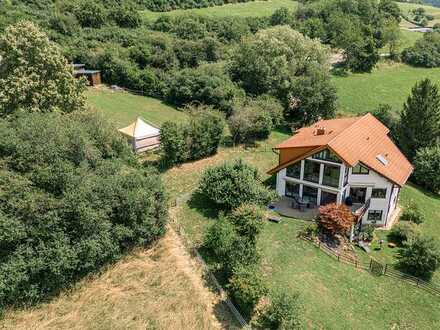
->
[118, 117, 160, 139]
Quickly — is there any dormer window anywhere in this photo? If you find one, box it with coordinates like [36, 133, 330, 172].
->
[352, 163, 369, 175]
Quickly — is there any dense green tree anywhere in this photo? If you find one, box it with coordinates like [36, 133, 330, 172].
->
[229, 26, 335, 125]
[370, 104, 398, 141]
[159, 121, 188, 165]
[270, 7, 296, 26]
[413, 144, 440, 193]
[74, 1, 107, 28]
[198, 159, 275, 210]
[0, 21, 86, 117]
[399, 79, 440, 160]
[398, 235, 440, 279]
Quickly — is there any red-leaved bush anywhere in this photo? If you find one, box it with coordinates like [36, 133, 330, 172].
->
[317, 203, 355, 235]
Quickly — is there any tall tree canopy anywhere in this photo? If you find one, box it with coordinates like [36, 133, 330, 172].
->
[0, 21, 86, 117]
[229, 25, 336, 126]
[399, 79, 440, 160]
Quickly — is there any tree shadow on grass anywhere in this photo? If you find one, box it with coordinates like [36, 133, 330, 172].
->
[187, 190, 222, 220]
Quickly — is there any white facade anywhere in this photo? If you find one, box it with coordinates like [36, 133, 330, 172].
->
[275, 150, 400, 227]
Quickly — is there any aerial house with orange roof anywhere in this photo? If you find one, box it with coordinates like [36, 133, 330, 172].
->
[268, 114, 413, 227]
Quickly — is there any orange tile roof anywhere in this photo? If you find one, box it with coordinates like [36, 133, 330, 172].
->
[272, 114, 413, 186]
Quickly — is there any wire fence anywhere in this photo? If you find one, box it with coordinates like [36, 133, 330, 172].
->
[300, 235, 440, 297]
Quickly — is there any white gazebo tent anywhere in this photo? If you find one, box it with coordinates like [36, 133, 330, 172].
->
[118, 117, 160, 153]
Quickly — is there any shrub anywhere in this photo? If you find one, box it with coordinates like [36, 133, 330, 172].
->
[198, 159, 276, 210]
[398, 235, 440, 279]
[185, 105, 225, 160]
[317, 203, 355, 236]
[227, 203, 266, 244]
[400, 202, 425, 225]
[0, 111, 168, 308]
[159, 121, 188, 165]
[111, 4, 141, 28]
[228, 266, 268, 317]
[388, 222, 420, 245]
[167, 66, 242, 114]
[360, 225, 375, 241]
[228, 103, 273, 144]
[255, 291, 303, 330]
[413, 144, 440, 193]
[74, 1, 107, 28]
[402, 32, 440, 68]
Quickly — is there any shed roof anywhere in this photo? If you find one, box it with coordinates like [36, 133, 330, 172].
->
[269, 114, 413, 187]
[118, 117, 160, 139]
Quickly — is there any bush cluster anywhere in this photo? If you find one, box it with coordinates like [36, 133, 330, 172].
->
[0, 111, 168, 308]
[141, 0, 256, 12]
[388, 222, 420, 245]
[160, 105, 225, 165]
[402, 32, 440, 68]
[198, 159, 276, 210]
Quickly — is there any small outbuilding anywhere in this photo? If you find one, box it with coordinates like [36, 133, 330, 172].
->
[118, 117, 161, 153]
[73, 64, 101, 86]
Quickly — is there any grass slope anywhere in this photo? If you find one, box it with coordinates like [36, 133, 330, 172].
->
[142, 0, 298, 20]
[0, 230, 231, 330]
[333, 63, 440, 115]
[86, 87, 187, 127]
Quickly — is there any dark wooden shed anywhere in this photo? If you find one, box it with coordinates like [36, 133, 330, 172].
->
[73, 64, 102, 86]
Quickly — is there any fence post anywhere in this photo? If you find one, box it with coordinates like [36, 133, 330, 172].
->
[355, 260, 358, 268]
[369, 259, 372, 271]
[337, 253, 340, 262]
[417, 278, 420, 287]
[384, 264, 388, 275]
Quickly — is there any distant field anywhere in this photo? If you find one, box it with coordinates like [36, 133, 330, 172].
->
[333, 63, 440, 115]
[86, 88, 187, 127]
[142, 0, 298, 20]
[398, 1, 440, 26]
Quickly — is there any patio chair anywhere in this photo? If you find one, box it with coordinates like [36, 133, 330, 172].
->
[292, 196, 306, 212]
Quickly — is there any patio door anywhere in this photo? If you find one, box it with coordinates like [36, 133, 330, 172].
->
[320, 191, 337, 205]
[350, 187, 367, 204]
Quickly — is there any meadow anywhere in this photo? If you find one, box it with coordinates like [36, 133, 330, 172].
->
[398, 1, 440, 26]
[142, 0, 298, 20]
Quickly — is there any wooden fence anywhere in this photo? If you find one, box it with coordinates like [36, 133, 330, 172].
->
[300, 235, 440, 297]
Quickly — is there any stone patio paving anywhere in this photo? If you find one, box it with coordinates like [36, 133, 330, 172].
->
[270, 196, 318, 221]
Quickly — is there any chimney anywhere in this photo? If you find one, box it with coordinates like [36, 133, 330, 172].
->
[316, 127, 326, 136]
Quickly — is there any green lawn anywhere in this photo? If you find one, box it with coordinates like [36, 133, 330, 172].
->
[86, 88, 187, 127]
[333, 63, 440, 115]
[142, 0, 298, 20]
[398, 1, 440, 27]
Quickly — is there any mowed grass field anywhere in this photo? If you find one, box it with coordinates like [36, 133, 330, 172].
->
[398, 1, 440, 27]
[142, 0, 298, 20]
[333, 63, 440, 115]
[86, 87, 187, 127]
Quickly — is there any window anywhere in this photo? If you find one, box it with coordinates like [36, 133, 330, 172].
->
[350, 187, 367, 204]
[320, 191, 337, 205]
[368, 210, 383, 222]
[344, 166, 349, 186]
[303, 160, 320, 183]
[371, 188, 387, 199]
[312, 149, 341, 163]
[285, 182, 300, 198]
[352, 164, 369, 175]
[303, 185, 318, 205]
[322, 164, 340, 188]
[286, 162, 301, 179]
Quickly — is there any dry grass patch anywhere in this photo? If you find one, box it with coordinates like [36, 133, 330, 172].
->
[0, 229, 229, 330]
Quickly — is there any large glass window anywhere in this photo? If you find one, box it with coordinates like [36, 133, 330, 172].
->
[303, 160, 320, 183]
[312, 149, 341, 163]
[352, 164, 369, 175]
[322, 164, 340, 188]
[286, 162, 301, 179]
[320, 191, 337, 205]
[303, 186, 318, 205]
[285, 182, 300, 198]
[350, 187, 367, 204]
